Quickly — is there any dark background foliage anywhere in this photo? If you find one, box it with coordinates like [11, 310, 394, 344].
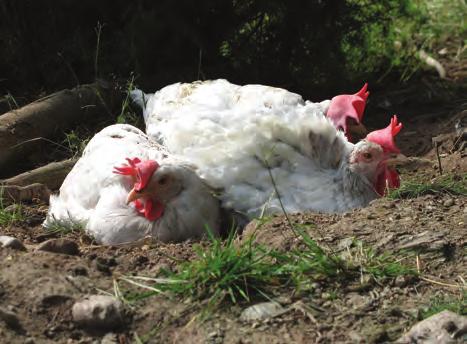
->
[0, 0, 462, 99]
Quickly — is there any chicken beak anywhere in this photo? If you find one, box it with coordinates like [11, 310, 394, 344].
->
[126, 188, 143, 204]
[385, 153, 408, 167]
[347, 122, 368, 138]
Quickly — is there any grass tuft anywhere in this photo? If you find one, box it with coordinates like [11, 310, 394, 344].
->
[117, 74, 145, 128]
[118, 225, 415, 311]
[63, 129, 91, 158]
[0, 191, 24, 227]
[345, 241, 416, 280]
[388, 174, 467, 199]
[157, 232, 282, 307]
[420, 290, 467, 319]
[43, 217, 85, 236]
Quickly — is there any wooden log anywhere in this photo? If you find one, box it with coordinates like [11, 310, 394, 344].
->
[1, 183, 51, 204]
[1, 159, 76, 190]
[0, 81, 121, 176]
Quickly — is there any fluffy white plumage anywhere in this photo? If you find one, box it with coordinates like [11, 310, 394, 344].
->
[132, 79, 383, 218]
[44, 124, 221, 245]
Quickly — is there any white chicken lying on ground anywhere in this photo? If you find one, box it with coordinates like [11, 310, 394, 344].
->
[132, 80, 404, 218]
[132, 79, 369, 144]
[44, 124, 221, 245]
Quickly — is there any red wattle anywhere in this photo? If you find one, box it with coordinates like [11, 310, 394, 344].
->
[133, 199, 164, 221]
[374, 168, 400, 196]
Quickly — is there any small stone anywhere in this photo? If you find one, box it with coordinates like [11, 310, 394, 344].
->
[240, 302, 287, 322]
[397, 310, 467, 343]
[0, 306, 20, 328]
[36, 238, 79, 255]
[346, 293, 367, 309]
[0, 236, 26, 251]
[443, 198, 454, 207]
[100, 333, 119, 344]
[207, 331, 218, 338]
[72, 295, 125, 330]
[394, 275, 415, 288]
[24, 338, 35, 344]
[337, 237, 354, 250]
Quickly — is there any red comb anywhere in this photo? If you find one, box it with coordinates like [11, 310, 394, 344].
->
[113, 157, 159, 191]
[327, 83, 369, 137]
[353, 83, 369, 121]
[366, 115, 402, 153]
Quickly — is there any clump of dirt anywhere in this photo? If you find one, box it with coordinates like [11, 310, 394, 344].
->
[0, 84, 466, 343]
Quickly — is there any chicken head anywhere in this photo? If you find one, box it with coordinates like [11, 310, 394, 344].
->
[355, 115, 404, 196]
[113, 157, 165, 221]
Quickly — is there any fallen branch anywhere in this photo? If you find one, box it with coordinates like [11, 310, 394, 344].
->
[1, 183, 50, 204]
[0, 81, 121, 176]
[1, 159, 76, 190]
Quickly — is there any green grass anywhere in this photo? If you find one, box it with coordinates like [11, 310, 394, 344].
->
[117, 225, 415, 311]
[388, 174, 467, 199]
[43, 217, 85, 236]
[420, 290, 467, 319]
[347, 242, 416, 280]
[343, 0, 466, 81]
[1, 92, 19, 110]
[116, 74, 145, 129]
[151, 231, 283, 307]
[0, 203, 23, 227]
[0, 191, 24, 227]
[63, 129, 91, 158]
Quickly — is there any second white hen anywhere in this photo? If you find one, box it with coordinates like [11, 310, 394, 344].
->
[132, 80, 403, 218]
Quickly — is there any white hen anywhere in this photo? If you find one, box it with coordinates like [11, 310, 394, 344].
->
[132, 80, 403, 218]
[133, 79, 368, 144]
[44, 124, 221, 245]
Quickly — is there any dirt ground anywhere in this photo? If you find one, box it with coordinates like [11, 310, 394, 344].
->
[0, 80, 466, 343]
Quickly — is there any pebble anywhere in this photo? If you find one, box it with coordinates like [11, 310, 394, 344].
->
[240, 302, 287, 322]
[443, 198, 454, 207]
[72, 295, 125, 330]
[0, 236, 26, 251]
[396, 310, 467, 343]
[100, 333, 119, 344]
[0, 306, 20, 328]
[394, 275, 414, 288]
[346, 293, 368, 309]
[337, 237, 354, 250]
[36, 238, 79, 255]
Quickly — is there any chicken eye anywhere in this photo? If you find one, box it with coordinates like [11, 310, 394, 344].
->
[158, 176, 169, 185]
[363, 152, 372, 160]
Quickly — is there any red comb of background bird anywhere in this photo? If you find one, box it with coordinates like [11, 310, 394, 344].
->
[113, 157, 159, 191]
[352, 83, 369, 122]
[327, 83, 369, 137]
[365, 115, 402, 153]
